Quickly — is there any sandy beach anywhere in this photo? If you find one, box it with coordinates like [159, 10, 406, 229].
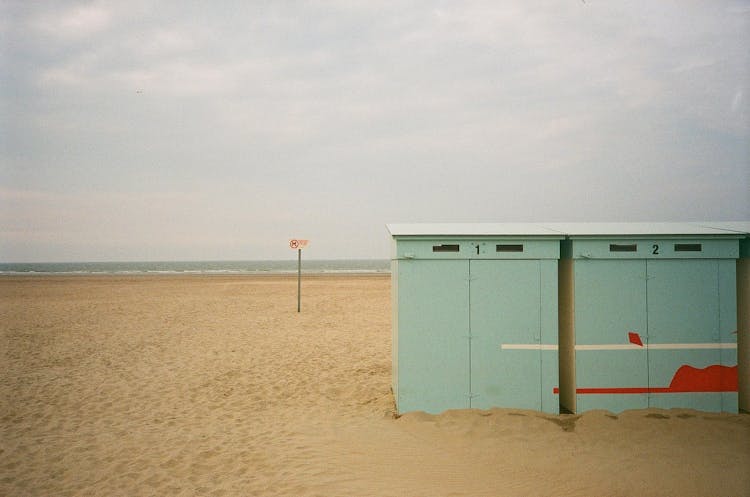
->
[1, 274, 748, 497]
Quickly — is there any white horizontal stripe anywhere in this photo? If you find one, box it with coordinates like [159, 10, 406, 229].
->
[575, 343, 736, 351]
[575, 344, 642, 351]
[501, 343, 737, 351]
[501, 344, 558, 350]
[647, 343, 737, 350]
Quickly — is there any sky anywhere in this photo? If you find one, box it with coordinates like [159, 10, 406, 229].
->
[1, 1, 749, 262]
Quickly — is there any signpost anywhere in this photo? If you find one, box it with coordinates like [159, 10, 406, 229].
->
[289, 239, 309, 312]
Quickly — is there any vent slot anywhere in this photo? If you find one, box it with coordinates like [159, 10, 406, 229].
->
[432, 244, 460, 253]
[674, 243, 702, 252]
[496, 244, 524, 252]
[609, 244, 637, 252]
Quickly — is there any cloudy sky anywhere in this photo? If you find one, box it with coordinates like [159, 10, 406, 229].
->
[2, 1, 749, 262]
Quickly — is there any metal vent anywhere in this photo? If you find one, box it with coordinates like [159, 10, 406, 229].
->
[609, 244, 637, 252]
[496, 244, 524, 252]
[432, 244, 460, 252]
[674, 243, 702, 252]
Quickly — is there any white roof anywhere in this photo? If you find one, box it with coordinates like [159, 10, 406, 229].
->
[386, 223, 565, 237]
[387, 222, 748, 237]
[540, 222, 739, 237]
[697, 222, 750, 235]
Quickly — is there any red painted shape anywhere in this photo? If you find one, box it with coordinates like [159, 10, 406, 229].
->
[552, 364, 738, 395]
[554, 386, 670, 394]
[667, 364, 738, 392]
[628, 332, 643, 347]
[578, 387, 668, 394]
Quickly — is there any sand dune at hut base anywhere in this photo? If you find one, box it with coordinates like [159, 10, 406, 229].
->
[1, 275, 748, 496]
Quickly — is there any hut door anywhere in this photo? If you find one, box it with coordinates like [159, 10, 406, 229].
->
[646, 259, 722, 411]
[574, 260, 649, 412]
[470, 260, 542, 410]
[396, 259, 471, 413]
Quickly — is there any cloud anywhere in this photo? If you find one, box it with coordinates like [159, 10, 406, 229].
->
[32, 2, 113, 39]
[2, 1, 748, 261]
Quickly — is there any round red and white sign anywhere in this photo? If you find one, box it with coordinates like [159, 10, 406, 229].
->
[289, 239, 309, 249]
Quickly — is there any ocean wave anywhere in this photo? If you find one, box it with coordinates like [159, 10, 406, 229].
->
[0, 260, 391, 275]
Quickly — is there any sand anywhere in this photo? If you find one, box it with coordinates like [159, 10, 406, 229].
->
[1, 274, 748, 497]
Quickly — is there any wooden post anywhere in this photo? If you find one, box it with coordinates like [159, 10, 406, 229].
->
[297, 248, 301, 312]
[289, 239, 308, 312]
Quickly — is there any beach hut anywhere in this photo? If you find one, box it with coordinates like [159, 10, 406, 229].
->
[387, 223, 564, 415]
[554, 223, 741, 414]
[701, 222, 750, 413]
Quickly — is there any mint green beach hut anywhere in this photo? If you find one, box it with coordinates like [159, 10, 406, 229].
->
[701, 222, 750, 413]
[554, 223, 741, 414]
[387, 223, 564, 415]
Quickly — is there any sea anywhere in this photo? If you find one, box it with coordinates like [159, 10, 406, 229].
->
[0, 259, 390, 275]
